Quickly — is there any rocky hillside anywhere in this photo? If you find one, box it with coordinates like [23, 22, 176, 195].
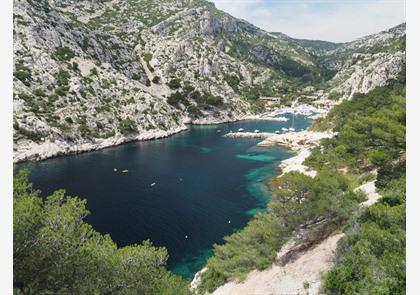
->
[317, 23, 406, 98]
[13, 0, 405, 162]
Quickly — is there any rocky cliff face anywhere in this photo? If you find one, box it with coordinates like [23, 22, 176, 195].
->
[13, 0, 405, 162]
[317, 23, 406, 98]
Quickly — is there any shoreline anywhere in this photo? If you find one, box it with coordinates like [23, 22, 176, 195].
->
[189, 132, 329, 292]
[13, 126, 189, 164]
[14, 104, 327, 164]
[224, 130, 335, 151]
[190, 108, 332, 292]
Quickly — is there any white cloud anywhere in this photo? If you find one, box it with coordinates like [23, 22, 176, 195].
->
[211, 0, 406, 42]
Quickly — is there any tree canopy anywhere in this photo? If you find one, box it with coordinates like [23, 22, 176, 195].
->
[13, 169, 190, 295]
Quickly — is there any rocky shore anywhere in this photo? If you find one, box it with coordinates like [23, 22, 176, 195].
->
[192, 114, 334, 293]
[14, 105, 323, 163]
[13, 126, 188, 163]
[193, 123, 385, 294]
[225, 130, 335, 151]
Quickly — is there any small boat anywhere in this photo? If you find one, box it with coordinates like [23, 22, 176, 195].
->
[185, 235, 188, 239]
[238, 128, 244, 132]
[275, 130, 280, 134]
[281, 127, 288, 132]
[113, 168, 118, 172]
[289, 128, 295, 132]
[217, 129, 221, 133]
[150, 182, 156, 187]
[254, 129, 260, 133]
[122, 169, 128, 173]
[228, 220, 231, 224]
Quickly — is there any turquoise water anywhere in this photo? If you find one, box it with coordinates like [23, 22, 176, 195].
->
[19, 114, 310, 278]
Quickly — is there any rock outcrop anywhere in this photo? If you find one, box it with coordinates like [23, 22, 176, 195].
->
[13, 0, 405, 162]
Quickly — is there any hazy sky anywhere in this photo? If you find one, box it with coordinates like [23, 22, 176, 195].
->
[210, 0, 406, 42]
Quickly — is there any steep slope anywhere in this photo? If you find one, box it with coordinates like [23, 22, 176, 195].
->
[270, 23, 405, 101]
[13, 0, 323, 162]
[321, 23, 406, 98]
[13, 0, 405, 162]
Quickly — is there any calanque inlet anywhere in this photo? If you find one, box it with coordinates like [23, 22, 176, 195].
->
[13, 0, 406, 294]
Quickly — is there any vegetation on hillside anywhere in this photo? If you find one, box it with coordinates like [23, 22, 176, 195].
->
[13, 170, 191, 295]
[199, 170, 364, 293]
[323, 176, 405, 294]
[306, 73, 405, 173]
[199, 71, 406, 293]
[313, 73, 406, 295]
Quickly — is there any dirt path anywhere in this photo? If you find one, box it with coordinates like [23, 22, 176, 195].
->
[210, 181, 383, 295]
[356, 181, 382, 206]
[212, 233, 345, 295]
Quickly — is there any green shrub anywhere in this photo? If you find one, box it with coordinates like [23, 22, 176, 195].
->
[224, 74, 241, 90]
[16, 127, 42, 142]
[52, 46, 75, 62]
[118, 118, 137, 134]
[152, 76, 160, 84]
[101, 79, 111, 89]
[328, 91, 341, 101]
[18, 93, 33, 102]
[206, 94, 223, 106]
[167, 91, 184, 106]
[187, 105, 202, 118]
[33, 89, 46, 97]
[190, 90, 201, 101]
[168, 78, 181, 89]
[14, 63, 32, 86]
[57, 69, 70, 87]
[90, 67, 98, 76]
[13, 170, 191, 295]
[55, 87, 69, 97]
[132, 73, 141, 81]
[95, 121, 103, 129]
[323, 177, 406, 295]
[200, 72, 406, 293]
[47, 94, 59, 103]
[305, 74, 406, 173]
[71, 62, 79, 72]
[200, 170, 360, 293]
[142, 52, 153, 62]
[199, 213, 286, 293]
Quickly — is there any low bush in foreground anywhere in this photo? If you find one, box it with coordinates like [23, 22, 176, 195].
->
[199, 170, 362, 293]
[13, 170, 190, 295]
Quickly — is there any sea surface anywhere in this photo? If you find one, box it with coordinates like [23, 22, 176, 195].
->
[19, 113, 311, 278]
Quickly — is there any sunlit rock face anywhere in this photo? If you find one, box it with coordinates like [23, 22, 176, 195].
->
[13, 0, 405, 161]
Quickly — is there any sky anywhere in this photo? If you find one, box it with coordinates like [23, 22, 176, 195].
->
[210, 0, 406, 42]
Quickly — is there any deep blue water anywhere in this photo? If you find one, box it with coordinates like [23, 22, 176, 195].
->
[19, 114, 310, 278]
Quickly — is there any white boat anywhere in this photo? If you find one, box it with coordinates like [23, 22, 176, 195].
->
[254, 129, 260, 133]
[281, 127, 288, 132]
[238, 128, 244, 132]
[289, 128, 295, 131]
[150, 182, 156, 187]
[275, 130, 280, 134]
